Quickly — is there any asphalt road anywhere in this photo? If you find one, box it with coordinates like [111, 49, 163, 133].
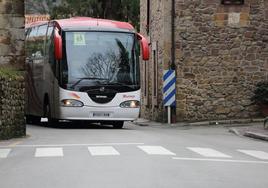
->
[0, 121, 268, 188]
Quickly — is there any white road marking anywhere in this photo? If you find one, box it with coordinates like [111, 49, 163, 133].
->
[0, 142, 144, 148]
[138, 146, 176, 155]
[0, 149, 11, 158]
[187, 147, 232, 158]
[35, 148, 63, 157]
[88, 146, 120, 156]
[237, 150, 268, 160]
[172, 157, 268, 164]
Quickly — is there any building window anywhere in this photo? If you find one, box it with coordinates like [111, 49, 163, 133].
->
[221, 0, 244, 5]
[153, 50, 157, 97]
[152, 41, 158, 107]
[143, 59, 149, 106]
[146, 0, 150, 34]
[144, 62, 147, 97]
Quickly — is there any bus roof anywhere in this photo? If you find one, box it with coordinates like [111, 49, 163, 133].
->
[25, 20, 48, 29]
[55, 17, 135, 31]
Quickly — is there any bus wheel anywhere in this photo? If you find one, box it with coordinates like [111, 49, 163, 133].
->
[44, 102, 58, 126]
[26, 115, 40, 125]
[112, 121, 124, 129]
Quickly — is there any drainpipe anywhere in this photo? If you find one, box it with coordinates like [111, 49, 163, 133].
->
[171, 0, 176, 70]
[171, 0, 176, 123]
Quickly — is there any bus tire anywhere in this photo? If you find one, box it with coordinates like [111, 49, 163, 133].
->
[112, 121, 124, 129]
[44, 101, 58, 126]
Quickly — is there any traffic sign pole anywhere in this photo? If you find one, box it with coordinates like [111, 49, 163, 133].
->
[168, 106, 171, 124]
[163, 70, 176, 124]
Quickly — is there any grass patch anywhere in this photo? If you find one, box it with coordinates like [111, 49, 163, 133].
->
[0, 67, 24, 79]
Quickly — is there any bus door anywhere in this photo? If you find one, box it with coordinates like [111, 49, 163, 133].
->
[42, 24, 60, 118]
[25, 27, 34, 115]
[26, 26, 42, 116]
[31, 24, 47, 116]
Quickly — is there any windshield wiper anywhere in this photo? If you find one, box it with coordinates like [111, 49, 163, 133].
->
[70, 77, 108, 89]
[101, 81, 137, 88]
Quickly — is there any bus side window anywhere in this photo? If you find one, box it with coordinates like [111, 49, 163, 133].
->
[25, 28, 30, 40]
[45, 25, 53, 56]
[35, 24, 47, 58]
[27, 27, 38, 59]
[25, 28, 32, 59]
[47, 26, 56, 75]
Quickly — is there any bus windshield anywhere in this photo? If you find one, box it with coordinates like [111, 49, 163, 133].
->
[62, 31, 140, 92]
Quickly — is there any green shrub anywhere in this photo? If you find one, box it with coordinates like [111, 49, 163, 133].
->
[0, 67, 24, 79]
[251, 81, 268, 105]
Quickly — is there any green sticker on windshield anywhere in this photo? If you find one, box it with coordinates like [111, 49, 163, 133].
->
[73, 32, 86, 45]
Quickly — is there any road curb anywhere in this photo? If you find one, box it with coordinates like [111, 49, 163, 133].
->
[134, 118, 265, 127]
[244, 131, 268, 141]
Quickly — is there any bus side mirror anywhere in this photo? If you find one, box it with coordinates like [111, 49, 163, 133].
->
[54, 29, 62, 60]
[137, 33, 149, 61]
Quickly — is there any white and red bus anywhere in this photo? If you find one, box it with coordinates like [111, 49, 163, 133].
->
[25, 17, 149, 128]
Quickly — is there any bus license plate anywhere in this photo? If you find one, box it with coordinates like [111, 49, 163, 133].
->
[92, 112, 110, 117]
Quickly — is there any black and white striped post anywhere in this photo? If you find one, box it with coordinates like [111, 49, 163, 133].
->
[163, 70, 176, 124]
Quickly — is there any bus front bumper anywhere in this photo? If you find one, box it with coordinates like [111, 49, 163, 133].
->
[57, 106, 140, 121]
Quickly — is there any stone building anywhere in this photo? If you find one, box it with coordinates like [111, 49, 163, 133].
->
[140, 0, 268, 122]
[0, 0, 24, 68]
[0, 0, 25, 139]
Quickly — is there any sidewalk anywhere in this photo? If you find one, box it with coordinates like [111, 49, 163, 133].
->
[134, 118, 268, 141]
[229, 123, 268, 141]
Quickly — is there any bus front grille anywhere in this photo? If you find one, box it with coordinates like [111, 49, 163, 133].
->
[80, 87, 117, 104]
[87, 93, 116, 104]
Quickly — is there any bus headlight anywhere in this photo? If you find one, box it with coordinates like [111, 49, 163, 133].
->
[120, 100, 140, 108]
[61, 99, 84, 107]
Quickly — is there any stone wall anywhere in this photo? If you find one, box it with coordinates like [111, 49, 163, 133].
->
[0, 71, 25, 139]
[0, 0, 25, 69]
[140, 0, 268, 122]
[0, 0, 25, 139]
[175, 0, 268, 121]
[140, 0, 172, 121]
